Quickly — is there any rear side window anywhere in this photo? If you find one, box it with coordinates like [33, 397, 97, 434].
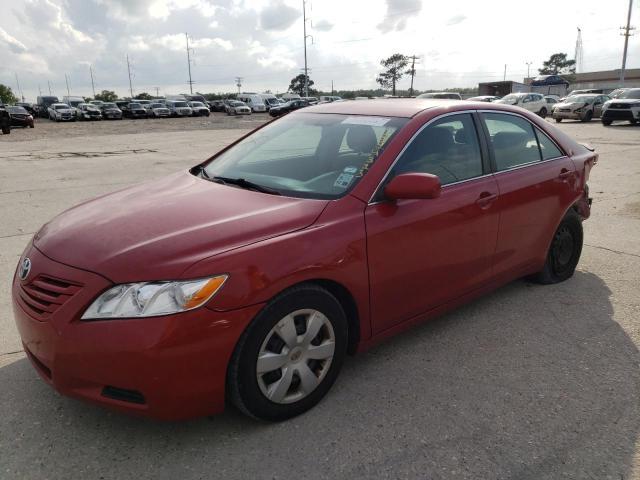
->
[535, 128, 564, 160]
[387, 113, 483, 186]
[482, 113, 542, 171]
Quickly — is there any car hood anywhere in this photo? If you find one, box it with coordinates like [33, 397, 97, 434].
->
[34, 171, 328, 283]
[606, 99, 640, 104]
[556, 101, 588, 109]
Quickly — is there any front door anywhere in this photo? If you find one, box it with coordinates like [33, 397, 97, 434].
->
[366, 113, 500, 334]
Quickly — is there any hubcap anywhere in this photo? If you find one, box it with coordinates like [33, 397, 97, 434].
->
[256, 309, 335, 404]
[552, 226, 574, 272]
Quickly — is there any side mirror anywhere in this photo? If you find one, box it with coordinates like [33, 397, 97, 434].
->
[384, 173, 442, 201]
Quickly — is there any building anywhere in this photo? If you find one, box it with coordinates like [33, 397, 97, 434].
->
[568, 68, 640, 92]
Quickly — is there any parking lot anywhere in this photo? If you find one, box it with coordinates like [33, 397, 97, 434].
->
[1, 118, 639, 479]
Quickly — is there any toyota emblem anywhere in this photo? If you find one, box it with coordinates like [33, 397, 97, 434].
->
[19, 257, 31, 281]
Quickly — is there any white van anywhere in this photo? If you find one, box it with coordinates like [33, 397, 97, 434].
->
[259, 94, 280, 111]
[281, 93, 301, 101]
[236, 94, 267, 112]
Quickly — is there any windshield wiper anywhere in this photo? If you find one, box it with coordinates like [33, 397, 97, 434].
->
[212, 176, 282, 195]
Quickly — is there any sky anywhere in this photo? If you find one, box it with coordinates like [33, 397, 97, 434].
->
[0, 0, 638, 101]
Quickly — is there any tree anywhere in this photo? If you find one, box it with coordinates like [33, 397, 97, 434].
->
[94, 90, 118, 102]
[376, 54, 409, 96]
[288, 74, 314, 96]
[136, 92, 153, 100]
[0, 84, 18, 104]
[538, 53, 576, 75]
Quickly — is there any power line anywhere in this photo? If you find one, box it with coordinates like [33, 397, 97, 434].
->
[235, 76, 243, 94]
[620, 0, 635, 85]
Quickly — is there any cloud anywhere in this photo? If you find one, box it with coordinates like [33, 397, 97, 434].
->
[313, 19, 334, 32]
[0, 27, 27, 53]
[446, 14, 467, 26]
[260, 1, 300, 31]
[377, 0, 422, 33]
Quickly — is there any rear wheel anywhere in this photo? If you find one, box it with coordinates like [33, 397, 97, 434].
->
[538, 107, 547, 118]
[227, 284, 348, 421]
[581, 110, 593, 122]
[555, 118, 562, 123]
[602, 119, 612, 126]
[1, 121, 10, 135]
[531, 210, 583, 284]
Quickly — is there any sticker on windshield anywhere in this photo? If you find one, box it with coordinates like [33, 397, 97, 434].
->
[341, 116, 390, 127]
[334, 172, 355, 189]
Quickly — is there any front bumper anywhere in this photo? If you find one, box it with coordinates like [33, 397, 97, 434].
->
[12, 245, 263, 420]
[602, 109, 640, 121]
[553, 109, 583, 120]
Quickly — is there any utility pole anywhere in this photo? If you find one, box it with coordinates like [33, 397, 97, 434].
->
[47, 80, 52, 96]
[407, 55, 420, 96]
[15, 72, 24, 102]
[155, 86, 160, 98]
[186, 33, 194, 94]
[525, 62, 532, 81]
[38, 84, 42, 96]
[503, 64, 507, 82]
[235, 77, 243, 94]
[89, 65, 96, 98]
[331, 80, 334, 95]
[302, 0, 311, 97]
[126, 54, 134, 98]
[620, 0, 635, 85]
[65, 73, 71, 98]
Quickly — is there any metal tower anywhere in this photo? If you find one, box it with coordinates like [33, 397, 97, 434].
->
[574, 27, 584, 73]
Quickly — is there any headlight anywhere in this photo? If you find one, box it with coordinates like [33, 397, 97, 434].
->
[81, 275, 228, 320]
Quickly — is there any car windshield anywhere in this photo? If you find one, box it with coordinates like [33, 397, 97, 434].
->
[54, 105, 69, 110]
[230, 101, 244, 106]
[8, 106, 27, 114]
[174, 102, 188, 107]
[265, 98, 279, 105]
[151, 103, 164, 108]
[498, 94, 520, 105]
[202, 113, 407, 199]
[617, 89, 640, 99]
[191, 102, 204, 107]
[566, 95, 596, 104]
[129, 103, 141, 108]
[102, 103, 116, 108]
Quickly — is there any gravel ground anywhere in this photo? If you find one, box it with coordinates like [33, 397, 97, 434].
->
[0, 117, 639, 480]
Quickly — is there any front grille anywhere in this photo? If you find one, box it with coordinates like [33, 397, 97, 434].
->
[603, 110, 633, 120]
[610, 103, 630, 109]
[18, 274, 82, 320]
[12, 114, 27, 120]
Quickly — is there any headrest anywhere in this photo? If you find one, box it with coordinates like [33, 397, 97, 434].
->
[346, 125, 378, 154]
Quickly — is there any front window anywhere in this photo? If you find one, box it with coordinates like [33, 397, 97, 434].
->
[202, 113, 407, 199]
[499, 94, 520, 105]
[54, 105, 69, 110]
[129, 103, 141, 108]
[151, 103, 164, 108]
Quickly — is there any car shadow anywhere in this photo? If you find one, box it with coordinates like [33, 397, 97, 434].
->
[1, 271, 638, 479]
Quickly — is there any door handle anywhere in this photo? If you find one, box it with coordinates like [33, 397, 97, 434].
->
[558, 169, 574, 180]
[476, 191, 498, 208]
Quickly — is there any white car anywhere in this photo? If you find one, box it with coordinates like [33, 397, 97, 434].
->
[166, 100, 193, 117]
[601, 88, 640, 126]
[148, 102, 171, 118]
[496, 92, 548, 118]
[47, 103, 76, 122]
[236, 94, 267, 112]
[225, 100, 251, 115]
[188, 101, 211, 117]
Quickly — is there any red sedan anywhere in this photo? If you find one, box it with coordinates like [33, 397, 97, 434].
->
[12, 99, 597, 421]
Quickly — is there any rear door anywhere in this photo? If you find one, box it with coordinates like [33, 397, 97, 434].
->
[366, 112, 500, 334]
[479, 112, 576, 277]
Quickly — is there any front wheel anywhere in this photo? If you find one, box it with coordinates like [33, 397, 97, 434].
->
[581, 110, 593, 122]
[555, 118, 562, 123]
[630, 119, 638, 125]
[538, 107, 547, 119]
[602, 119, 612, 126]
[227, 284, 348, 421]
[1, 122, 10, 134]
[530, 210, 583, 284]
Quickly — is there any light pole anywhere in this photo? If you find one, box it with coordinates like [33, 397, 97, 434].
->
[525, 62, 533, 82]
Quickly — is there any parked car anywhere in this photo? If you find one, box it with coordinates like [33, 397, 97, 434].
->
[225, 100, 252, 115]
[496, 92, 548, 117]
[15, 102, 37, 116]
[566, 89, 603, 97]
[468, 96, 500, 102]
[237, 94, 267, 112]
[6, 105, 35, 128]
[544, 95, 559, 113]
[90, 100, 104, 107]
[302, 96, 319, 105]
[417, 92, 462, 100]
[166, 100, 193, 117]
[552, 94, 610, 122]
[188, 101, 211, 117]
[100, 102, 123, 120]
[268, 99, 309, 117]
[208, 100, 226, 112]
[124, 102, 148, 119]
[530, 75, 569, 87]
[12, 99, 596, 421]
[148, 102, 171, 118]
[62, 96, 85, 118]
[36, 96, 60, 118]
[0, 103, 11, 134]
[601, 88, 640, 125]
[47, 103, 75, 122]
[76, 103, 103, 121]
[259, 94, 281, 111]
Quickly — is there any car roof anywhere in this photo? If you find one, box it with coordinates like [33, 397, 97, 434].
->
[305, 98, 461, 118]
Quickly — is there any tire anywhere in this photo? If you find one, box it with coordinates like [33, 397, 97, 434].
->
[538, 107, 547, 119]
[581, 110, 593, 122]
[555, 118, 562, 123]
[227, 284, 348, 421]
[630, 119, 638, 125]
[602, 119, 612, 126]
[1, 122, 10, 135]
[530, 210, 583, 285]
